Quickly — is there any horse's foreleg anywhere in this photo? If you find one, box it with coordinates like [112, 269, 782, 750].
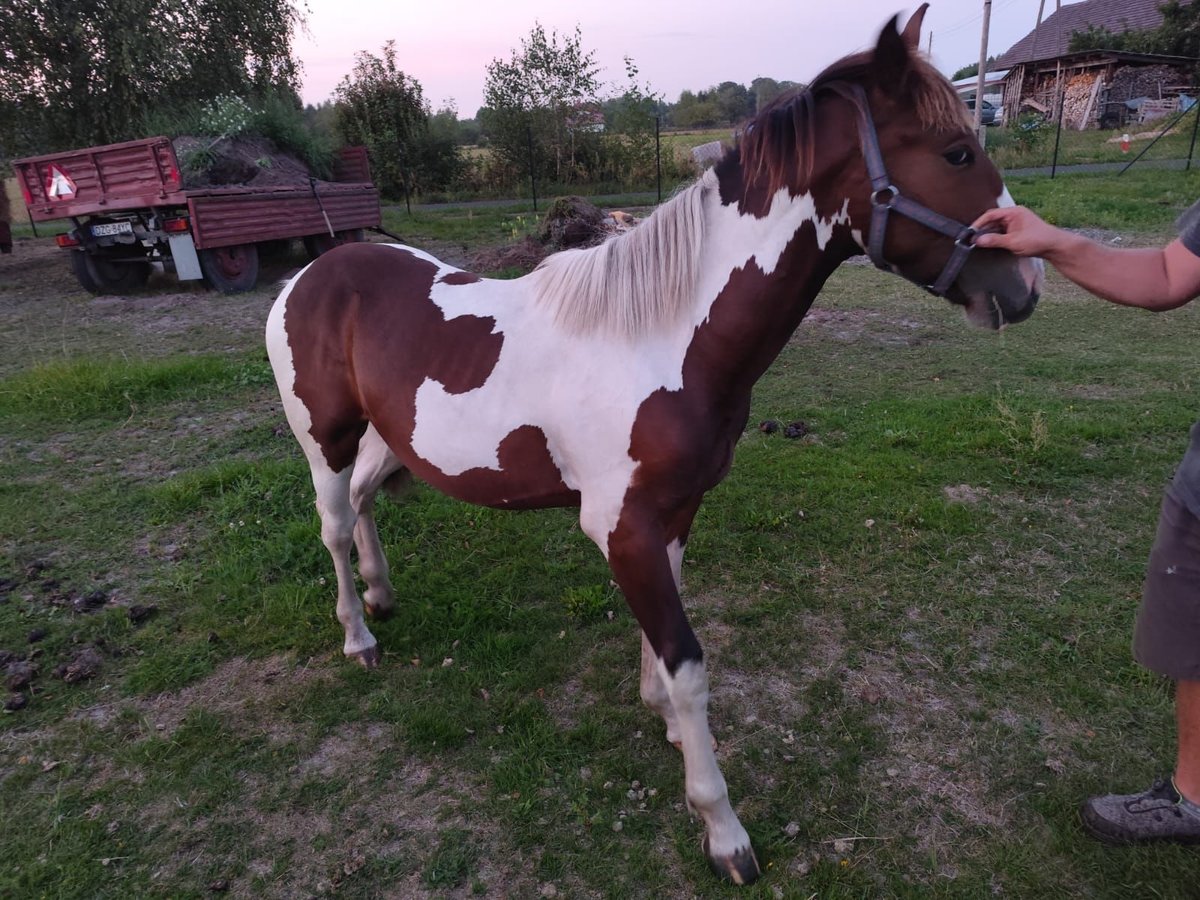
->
[640, 535, 688, 746]
[598, 513, 760, 886]
[639, 629, 681, 744]
[313, 465, 379, 667]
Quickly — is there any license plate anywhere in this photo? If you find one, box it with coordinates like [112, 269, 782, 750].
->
[91, 221, 133, 237]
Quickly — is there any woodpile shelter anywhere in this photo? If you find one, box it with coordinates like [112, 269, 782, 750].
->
[991, 0, 1198, 129]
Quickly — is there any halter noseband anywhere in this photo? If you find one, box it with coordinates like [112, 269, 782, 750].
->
[849, 84, 978, 297]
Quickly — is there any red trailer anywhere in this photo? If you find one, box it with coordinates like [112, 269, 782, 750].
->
[12, 137, 382, 293]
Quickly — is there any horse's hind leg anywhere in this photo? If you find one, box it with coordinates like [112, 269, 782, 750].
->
[350, 425, 409, 621]
[311, 461, 381, 667]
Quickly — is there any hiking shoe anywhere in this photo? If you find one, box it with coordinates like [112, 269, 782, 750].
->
[1081, 777, 1200, 845]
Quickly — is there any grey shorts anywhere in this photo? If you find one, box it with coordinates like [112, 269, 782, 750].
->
[1133, 491, 1200, 681]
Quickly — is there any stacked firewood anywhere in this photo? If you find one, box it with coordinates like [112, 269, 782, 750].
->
[1061, 73, 1104, 130]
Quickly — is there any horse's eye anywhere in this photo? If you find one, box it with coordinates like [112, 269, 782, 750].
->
[944, 146, 974, 167]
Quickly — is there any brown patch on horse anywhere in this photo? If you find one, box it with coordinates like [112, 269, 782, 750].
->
[444, 425, 580, 510]
[439, 271, 481, 285]
[284, 245, 503, 472]
[616, 229, 845, 672]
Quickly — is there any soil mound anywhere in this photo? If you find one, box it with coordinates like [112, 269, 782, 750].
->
[173, 135, 327, 190]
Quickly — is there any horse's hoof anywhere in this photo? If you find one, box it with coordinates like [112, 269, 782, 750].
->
[702, 836, 762, 886]
[364, 601, 394, 621]
[349, 645, 381, 668]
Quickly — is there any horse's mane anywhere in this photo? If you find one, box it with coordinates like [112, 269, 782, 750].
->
[531, 50, 968, 338]
[529, 173, 711, 337]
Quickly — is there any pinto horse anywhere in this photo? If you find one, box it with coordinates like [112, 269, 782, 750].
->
[267, 6, 1042, 884]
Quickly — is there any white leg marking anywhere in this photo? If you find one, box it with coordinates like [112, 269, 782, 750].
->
[313, 465, 377, 659]
[640, 632, 682, 745]
[350, 425, 403, 617]
[638, 538, 687, 743]
[661, 658, 751, 862]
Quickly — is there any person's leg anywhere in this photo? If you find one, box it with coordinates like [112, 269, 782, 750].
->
[1175, 679, 1200, 803]
[1080, 492, 1200, 844]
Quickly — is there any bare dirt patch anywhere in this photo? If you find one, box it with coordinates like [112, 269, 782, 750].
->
[0, 235, 286, 375]
[797, 306, 931, 347]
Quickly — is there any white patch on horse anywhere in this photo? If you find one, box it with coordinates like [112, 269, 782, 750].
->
[266, 265, 317, 464]
[996, 184, 1046, 292]
[409, 188, 851, 548]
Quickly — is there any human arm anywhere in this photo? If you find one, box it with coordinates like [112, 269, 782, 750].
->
[972, 206, 1200, 311]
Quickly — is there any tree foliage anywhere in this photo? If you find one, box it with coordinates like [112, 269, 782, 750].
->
[667, 79, 784, 128]
[751, 77, 802, 112]
[1069, 1, 1200, 59]
[334, 42, 461, 197]
[0, 0, 304, 155]
[950, 57, 997, 82]
[481, 23, 602, 183]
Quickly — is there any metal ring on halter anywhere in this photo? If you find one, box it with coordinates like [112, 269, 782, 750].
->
[870, 186, 899, 208]
[956, 226, 978, 248]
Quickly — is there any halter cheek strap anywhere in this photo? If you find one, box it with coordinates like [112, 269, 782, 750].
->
[850, 84, 978, 297]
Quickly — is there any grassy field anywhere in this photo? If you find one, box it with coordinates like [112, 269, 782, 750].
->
[2, 171, 1200, 897]
[985, 108, 1200, 171]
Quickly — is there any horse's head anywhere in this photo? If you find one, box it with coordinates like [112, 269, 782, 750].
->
[738, 4, 1041, 328]
[846, 4, 1042, 326]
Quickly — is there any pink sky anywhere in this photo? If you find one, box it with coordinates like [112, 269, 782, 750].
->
[293, 1, 1056, 114]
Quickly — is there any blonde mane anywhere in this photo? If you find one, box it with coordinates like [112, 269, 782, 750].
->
[529, 173, 712, 337]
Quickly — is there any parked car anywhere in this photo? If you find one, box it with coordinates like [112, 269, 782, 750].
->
[965, 97, 998, 126]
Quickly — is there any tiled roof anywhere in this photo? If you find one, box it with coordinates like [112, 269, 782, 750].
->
[994, 0, 1192, 68]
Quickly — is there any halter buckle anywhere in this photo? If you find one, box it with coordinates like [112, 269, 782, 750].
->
[870, 185, 899, 208]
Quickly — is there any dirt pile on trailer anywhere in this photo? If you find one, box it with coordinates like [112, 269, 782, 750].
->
[173, 136, 330, 190]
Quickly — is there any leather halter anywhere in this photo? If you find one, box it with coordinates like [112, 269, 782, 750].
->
[849, 84, 979, 297]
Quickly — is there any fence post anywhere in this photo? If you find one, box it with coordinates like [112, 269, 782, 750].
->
[527, 124, 538, 213]
[655, 116, 662, 205]
[1120, 103, 1194, 176]
[1188, 101, 1200, 171]
[1050, 80, 1064, 178]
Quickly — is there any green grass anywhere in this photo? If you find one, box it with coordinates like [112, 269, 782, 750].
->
[0, 354, 272, 421]
[2, 171, 1200, 897]
[987, 110, 1200, 171]
[1004, 168, 1200, 231]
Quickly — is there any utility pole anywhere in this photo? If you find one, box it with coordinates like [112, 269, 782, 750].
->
[973, 0, 992, 136]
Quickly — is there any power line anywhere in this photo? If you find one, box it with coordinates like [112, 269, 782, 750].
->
[935, 0, 1025, 38]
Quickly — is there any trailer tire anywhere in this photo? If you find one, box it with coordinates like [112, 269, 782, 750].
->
[303, 229, 365, 260]
[198, 243, 260, 293]
[70, 250, 152, 294]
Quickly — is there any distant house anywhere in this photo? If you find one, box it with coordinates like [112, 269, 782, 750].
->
[567, 103, 605, 134]
[991, 0, 1197, 129]
[952, 70, 1009, 120]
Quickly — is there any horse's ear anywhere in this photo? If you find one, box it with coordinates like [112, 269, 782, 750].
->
[901, 4, 929, 50]
[871, 14, 913, 94]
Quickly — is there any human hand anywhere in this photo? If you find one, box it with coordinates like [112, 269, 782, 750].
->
[971, 206, 1065, 258]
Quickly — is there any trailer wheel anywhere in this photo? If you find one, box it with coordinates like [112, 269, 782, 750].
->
[70, 250, 152, 294]
[303, 229, 365, 261]
[198, 243, 260, 293]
